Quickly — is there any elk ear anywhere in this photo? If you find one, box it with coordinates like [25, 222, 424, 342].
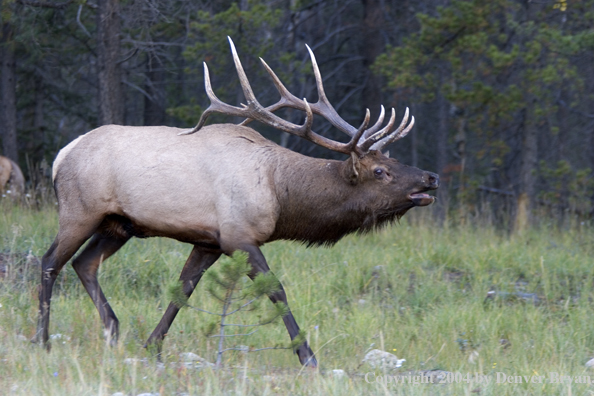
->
[344, 152, 361, 185]
[384, 150, 390, 158]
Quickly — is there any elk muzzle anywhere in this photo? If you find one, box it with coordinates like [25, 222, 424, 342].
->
[408, 171, 439, 207]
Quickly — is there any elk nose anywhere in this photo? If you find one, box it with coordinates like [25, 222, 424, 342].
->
[425, 172, 439, 189]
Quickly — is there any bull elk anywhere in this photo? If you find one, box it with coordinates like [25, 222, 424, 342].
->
[35, 38, 438, 367]
[0, 155, 25, 197]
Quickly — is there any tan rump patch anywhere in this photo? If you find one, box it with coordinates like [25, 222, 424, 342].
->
[52, 134, 87, 181]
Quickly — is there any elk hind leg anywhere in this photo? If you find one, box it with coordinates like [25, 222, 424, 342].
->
[72, 232, 130, 345]
[145, 246, 221, 355]
[35, 220, 101, 348]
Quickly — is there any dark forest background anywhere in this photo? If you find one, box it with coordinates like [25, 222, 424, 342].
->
[1, 0, 593, 231]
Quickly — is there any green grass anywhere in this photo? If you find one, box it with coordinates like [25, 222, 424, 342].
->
[1, 201, 594, 395]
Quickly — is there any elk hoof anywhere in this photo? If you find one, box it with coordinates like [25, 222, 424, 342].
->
[31, 334, 51, 351]
[297, 344, 318, 368]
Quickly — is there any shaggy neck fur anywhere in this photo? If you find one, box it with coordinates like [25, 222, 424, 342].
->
[270, 155, 412, 246]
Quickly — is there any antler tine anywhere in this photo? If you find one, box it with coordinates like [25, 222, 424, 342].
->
[362, 105, 386, 139]
[373, 115, 415, 152]
[254, 57, 312, 113]
[228, 37, 260, 108]
[238, 58, 290, 127]
[344, 109, 371, 154]
[305, 45, 360, 137]
[390, 107, 410, 139]
[305, 45, 329, 107]
[358, 108, 397, 152]
[180, 61, 247, 135]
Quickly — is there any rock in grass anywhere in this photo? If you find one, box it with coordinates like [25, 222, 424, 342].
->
[332, 369, 347, 378]
[586, 358, 594, 368]
[49, 333, 70, 344]
[180, 352, 201, 361]
[421, 369, 452, 382]
[123, 358, 147, 365]
[179, 352, 214, 367]
[362, 349, 405, 370]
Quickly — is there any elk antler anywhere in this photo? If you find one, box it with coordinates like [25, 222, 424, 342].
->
[254, 46, 414, 154]
[183, 37, 367, 155]
[184, 37, 413, 156]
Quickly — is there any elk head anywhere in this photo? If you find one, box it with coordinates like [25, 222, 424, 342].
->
[344, 149, 438, 210]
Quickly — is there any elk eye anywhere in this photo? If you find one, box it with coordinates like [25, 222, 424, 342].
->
[374, 168, 384, 177]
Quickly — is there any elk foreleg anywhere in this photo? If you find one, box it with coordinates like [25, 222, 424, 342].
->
[72, 233, 130, 345]
[242, 245, 317, 368]
[145, 246, 221, 354]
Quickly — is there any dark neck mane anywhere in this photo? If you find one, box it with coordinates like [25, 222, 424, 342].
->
[269, 157, 411, 246]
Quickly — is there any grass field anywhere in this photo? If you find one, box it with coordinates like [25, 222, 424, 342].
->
[1, 201, 594, 395]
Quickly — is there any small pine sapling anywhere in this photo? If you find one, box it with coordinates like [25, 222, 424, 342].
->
[168, 251, 306, 367]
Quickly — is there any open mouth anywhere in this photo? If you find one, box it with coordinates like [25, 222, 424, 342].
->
[408, 192, 436, 207]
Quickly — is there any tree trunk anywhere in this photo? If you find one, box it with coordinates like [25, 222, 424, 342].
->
[34, 77, 45, 159]
[96, 0, 124, 126]
[435, 88, 449, 224]
[590, 120, 594, 217]
[0, 21, 18, 162]
[586, 63, 594, 217]
[143, 52, 166, 126]
[361, 0, 384, 124]
[513, 106, 538, 234]
[410, 104, 418, 168]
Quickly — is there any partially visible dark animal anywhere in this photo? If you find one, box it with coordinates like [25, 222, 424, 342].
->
[0, 155, 25, 197]
[35, 38, 439, 367]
